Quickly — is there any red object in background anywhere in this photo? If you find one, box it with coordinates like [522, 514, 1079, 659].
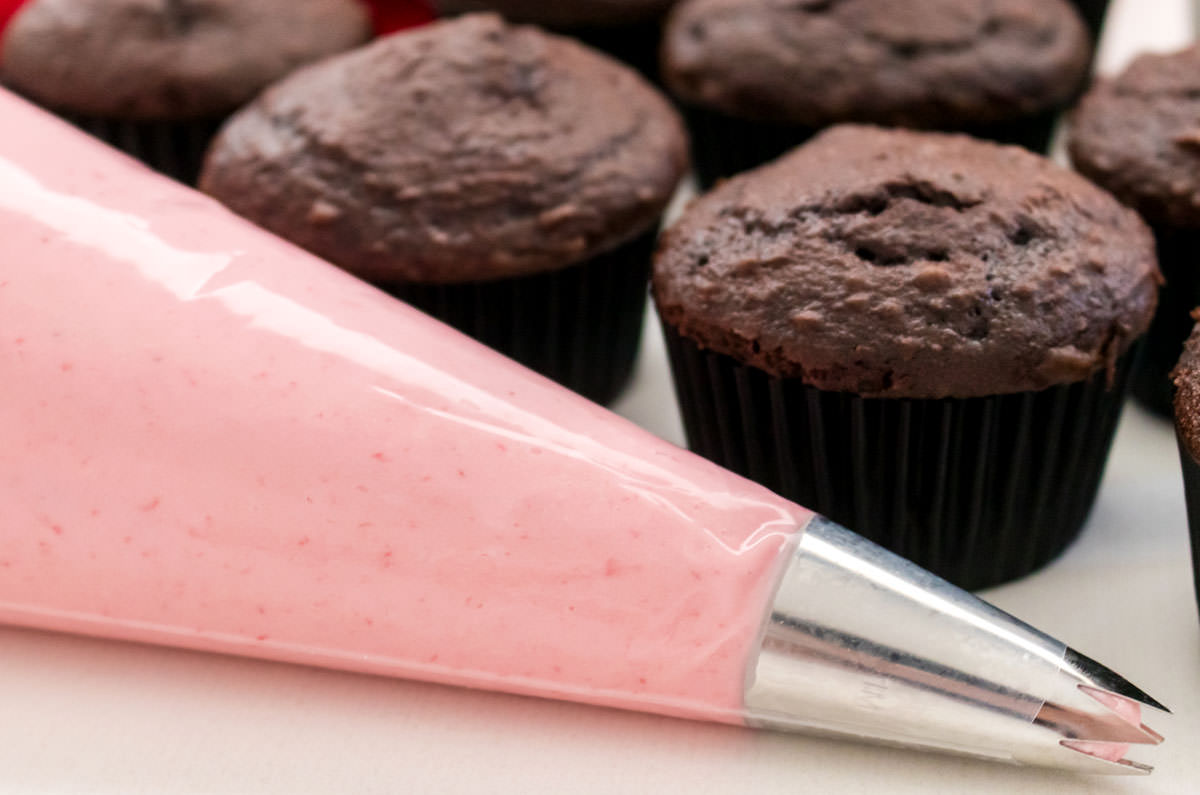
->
[0, 0, 434, 62]
[0, 1, 436, 43]
[0, 0, 28, 40]
[362, 0, 436, 35]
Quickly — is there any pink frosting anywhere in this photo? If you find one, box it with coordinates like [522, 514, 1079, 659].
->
[0, 90, 812, 724]
[1061, 687, 1144, 764]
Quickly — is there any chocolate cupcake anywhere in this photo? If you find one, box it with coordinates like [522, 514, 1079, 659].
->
[653, 125, 1158, 590]
[662, 0, 1092, 187]
[200, 14, 688, 405]
[1171, 318, 1200, 616]
[0, 0, 371, 183]
[433, 0, 675, 79]
[1070, 45, 1200, 417]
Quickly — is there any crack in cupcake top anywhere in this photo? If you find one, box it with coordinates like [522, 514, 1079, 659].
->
[200, 14, 688, 284]
[0, 0, 372, 119]
[1070, 44, 1200, 229]
[653, 125, 1160, 399]
[662, 0, 1090, 126]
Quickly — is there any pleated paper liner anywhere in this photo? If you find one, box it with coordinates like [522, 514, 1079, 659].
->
[1175, 435, 1200, 619]
[662, 323, 1138, 590]
[59, 113, 223, 185]
[571, 20, 665, 84]
[388, 229, 656, 406]
[683, 106, 1063, 190]
[681, 106, 816, 189]
[1131, 227, 1200, 417]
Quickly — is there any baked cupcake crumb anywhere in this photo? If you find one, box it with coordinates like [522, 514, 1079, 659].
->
[654, 125, 1159, 398]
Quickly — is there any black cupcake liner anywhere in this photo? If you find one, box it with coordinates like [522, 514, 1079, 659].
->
[570, 21, 665, 83]
[388, 229, 656, 405]
[61, 113, 224, 185]
[661, 323, 1138, 590]
[1175, 436, 1200, 618]
[683, 105, 1062, 189]
[1070, 0, 1111, 42]
[682, 106, 817, 189]
[1130, 227, 1200, 417]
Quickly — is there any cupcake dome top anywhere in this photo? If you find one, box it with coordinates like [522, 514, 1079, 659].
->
[1070, 44, 1200, 229]
[0, 0, 371, 120]
[1174, 319, 1200, 462]
[662, 0, 1090, 126]
[653, 126, 1159, 399]
[200, 13, 688, 284]
[434, 0, 677, 28]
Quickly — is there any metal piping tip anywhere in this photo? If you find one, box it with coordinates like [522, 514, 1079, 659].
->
[743, 517, 1168, 775]
[1031, 664, 1165, 774]
[1063, 648, 1170, 714]
[1038, 650, 1168, 775]
[1033, 684, 1164, 746]
[1058, 743, 1155, 776]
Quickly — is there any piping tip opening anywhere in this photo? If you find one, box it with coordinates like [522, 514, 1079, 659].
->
[1059, 740, 1154, 775]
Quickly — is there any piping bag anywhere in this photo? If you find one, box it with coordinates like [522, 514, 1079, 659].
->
[0, 90, 1166, 774]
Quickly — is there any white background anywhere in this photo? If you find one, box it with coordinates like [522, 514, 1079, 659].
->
[2, 0, 1197, 791]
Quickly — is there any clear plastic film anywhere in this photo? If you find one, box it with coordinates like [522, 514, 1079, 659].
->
[0, 89, 807, 724]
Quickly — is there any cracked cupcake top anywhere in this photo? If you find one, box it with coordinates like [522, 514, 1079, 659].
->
[653, 126, 1159, 398]
[662, 0, 1090, 126]
[199, 14, 688, 284]
[1070, 44, 1200, 229]
[1, 0, 371, 120]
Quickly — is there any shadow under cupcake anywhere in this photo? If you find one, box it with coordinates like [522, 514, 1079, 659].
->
[0, 0, 372, 184]
[200, 14, 689, 405]
[653, 125, 1160, 591]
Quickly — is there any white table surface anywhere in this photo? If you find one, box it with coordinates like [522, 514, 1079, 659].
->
[2, 2, 1198, 792]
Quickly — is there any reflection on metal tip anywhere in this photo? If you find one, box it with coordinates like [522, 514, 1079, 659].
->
[1059, 741, 1154, 776]
[1064, 648, 1171, 714]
